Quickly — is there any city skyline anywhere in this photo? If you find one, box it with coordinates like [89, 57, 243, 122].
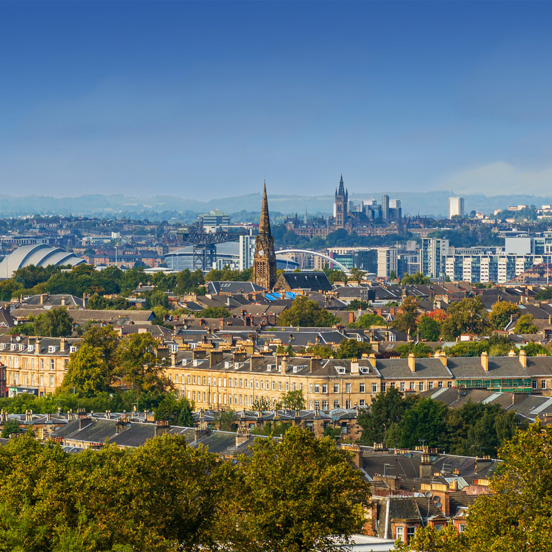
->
[1, 1, 551, 198]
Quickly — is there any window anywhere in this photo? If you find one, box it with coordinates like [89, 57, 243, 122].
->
[428, 382, 434, 389]
[333, 400, 340, 408]
[322, 400, 328, 410]
[542, 380, 547, 390]
[359, 399, 365, 406]
[400, 382, 405, 391]
[418, 382, 424, 391]
[49, 375, 54, 387]
[407, 527, 416, 542]
[459, 523, 466, 533]
[322, 384, 327, 393]
[285, 382, 289, 391]
[372, 383, 377, 393]
[260, 380, 264, 390]
[395, 527, 404, 542]
[333, 383, 339, 393]
[359, 383, 365, 393]
[187, 375, 191, 384]
[345, 383, 352, 393]
[278, 381, 282, 391]
[193, 376, 196, 384]
[438, 381, 443, 388]
[50, 359, 54, 370]
[410, 382, 415, 390]
[381, 383, 386, 392]
[272, 381, 275, 390]
[447, 381, 452, 388]
[256, 380, 259, 389]
[202, 376, 206, 385]
[390, 382, 395, 389]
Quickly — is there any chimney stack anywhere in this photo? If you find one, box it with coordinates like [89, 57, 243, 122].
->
[481, 351, 489, 372]
[408, 353, 416, 373]
[368, 353, 377, 368]
[519, 349, 527, 368]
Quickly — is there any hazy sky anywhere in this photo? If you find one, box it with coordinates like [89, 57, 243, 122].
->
[1, 1, 551, 199]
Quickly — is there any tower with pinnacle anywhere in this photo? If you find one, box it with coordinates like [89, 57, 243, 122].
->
[253, 182, 277, 290]
[334, 174, 348, 228]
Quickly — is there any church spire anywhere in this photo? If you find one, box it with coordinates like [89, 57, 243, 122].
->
[338, 174, 345, 196]
[259, 180, 272, 238]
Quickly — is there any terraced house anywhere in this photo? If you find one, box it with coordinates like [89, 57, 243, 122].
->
[164, 348, 552, 411]
[0, 336, 80, 397]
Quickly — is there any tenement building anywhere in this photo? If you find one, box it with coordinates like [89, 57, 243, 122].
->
[0, 335, 80, 397]
[164, 349, 552, 411]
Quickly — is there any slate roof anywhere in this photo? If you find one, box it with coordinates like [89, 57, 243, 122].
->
[207, 281, 265, 295]
[277, 272, 333, 292]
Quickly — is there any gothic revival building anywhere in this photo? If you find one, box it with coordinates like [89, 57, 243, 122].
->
[334, 175, 348, 228]
[253, 182, 277, 290]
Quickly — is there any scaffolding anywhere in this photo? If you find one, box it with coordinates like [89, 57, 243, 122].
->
[456, 378, 532, 393]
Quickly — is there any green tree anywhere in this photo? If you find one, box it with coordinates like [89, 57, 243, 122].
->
[33, 307, 73, 337]
[523, 342, 549, 356]
[280, 389, 306, 411]
[146, 290, 169, 309]
[358, 388, 417, 445]
[393, 524, 466, 552]
[350, 313, 385, 329]
[154, 394, 194, 426]
[59, 343, 111, 397]
[417, 315, 441, 341]
[514, 313, 539, 334]
[278, 296, 340, 327]
[392, 296, 419, 338]
[195, 306, 231, 318]
[401, 272, 430, 285]
[228, 427, 370, 552]
[335, 339, 372, 358]
[489, 301, 520, 330]
[399, 398, 448, 449]
[464, 420, 552, 552]
[349, 268, 365, 282]
[394, 342, 434, 358]
[0, 419, 20, 438]
[114, 333, 169, 394]
[440, 296, 491, 340]
[347, 299, 370, 310]
[214, 410, 238, 431]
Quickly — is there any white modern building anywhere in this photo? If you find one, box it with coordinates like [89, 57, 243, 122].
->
[449, 197, 465, 219]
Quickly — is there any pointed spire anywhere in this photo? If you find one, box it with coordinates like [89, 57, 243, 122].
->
[338, 174, 345, 196]
[259, 180, 272, 237]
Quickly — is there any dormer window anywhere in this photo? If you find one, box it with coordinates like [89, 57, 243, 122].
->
[48, 346, 57, 353]
[10, 344, 16, 351]
[70, 346, 78, 353]
[18, 344, 25, 351]
[27, 345, 34, 352]
[336, 366, 346, 375]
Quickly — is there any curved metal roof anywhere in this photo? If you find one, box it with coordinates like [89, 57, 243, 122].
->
[0, 244, 86, 279]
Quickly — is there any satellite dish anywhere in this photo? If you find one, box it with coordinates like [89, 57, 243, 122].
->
[424, 491, 433, 498]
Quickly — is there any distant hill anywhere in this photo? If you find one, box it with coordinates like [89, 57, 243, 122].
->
[0, 191, 551, 219]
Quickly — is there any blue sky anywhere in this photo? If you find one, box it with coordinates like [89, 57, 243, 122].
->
[1, 0, 551, 199]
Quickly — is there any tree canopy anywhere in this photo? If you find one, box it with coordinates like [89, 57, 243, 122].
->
[0, 428, 369, 552]
[278, 296, 340, 327]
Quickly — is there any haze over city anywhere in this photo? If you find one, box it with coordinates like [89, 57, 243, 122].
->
[2, 0, 552, 199]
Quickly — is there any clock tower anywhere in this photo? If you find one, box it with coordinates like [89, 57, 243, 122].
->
[253, 182, 277, 290]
